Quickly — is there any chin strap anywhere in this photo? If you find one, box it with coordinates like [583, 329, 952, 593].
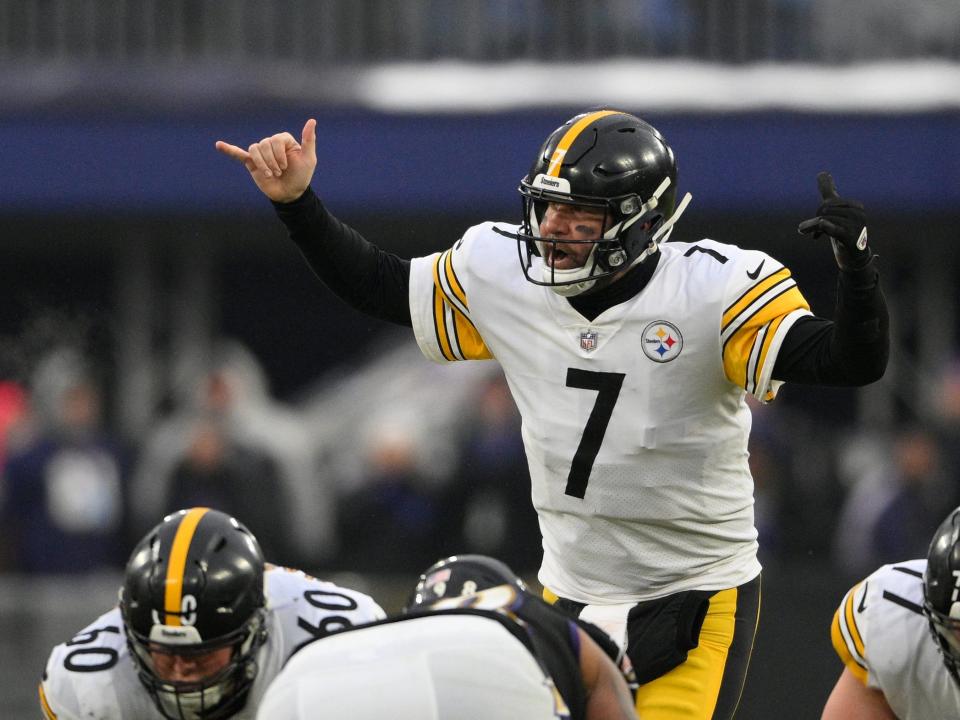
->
[615, 188, 694, 274]
[602, 176, 673, 243]
[652, 191, 693, 245]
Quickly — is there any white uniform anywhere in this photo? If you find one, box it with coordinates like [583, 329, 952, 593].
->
[39, 566, 385, 720]
[831, 559, 960, 719]
[256, 613, 570, 720]
[409, 224, 811, 603]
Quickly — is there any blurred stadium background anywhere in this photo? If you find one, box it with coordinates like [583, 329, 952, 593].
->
[2, 1, 960, 717]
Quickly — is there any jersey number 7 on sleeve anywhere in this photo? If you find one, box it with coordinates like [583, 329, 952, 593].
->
[564, 369, 625, 498]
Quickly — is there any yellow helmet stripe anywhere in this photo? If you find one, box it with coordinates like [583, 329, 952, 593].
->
[164, 507, 210, 625]
[546, 110, 622, 177]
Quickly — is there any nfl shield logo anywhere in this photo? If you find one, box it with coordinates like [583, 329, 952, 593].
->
[580, 330, 598, 352]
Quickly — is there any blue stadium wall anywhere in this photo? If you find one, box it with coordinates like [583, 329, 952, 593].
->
[4, 109, 959, 216]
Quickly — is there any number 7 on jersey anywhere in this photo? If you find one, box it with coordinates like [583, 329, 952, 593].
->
[564, 369, 625, 498]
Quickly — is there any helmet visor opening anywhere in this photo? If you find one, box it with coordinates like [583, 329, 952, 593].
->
[146, 643, 237, 685]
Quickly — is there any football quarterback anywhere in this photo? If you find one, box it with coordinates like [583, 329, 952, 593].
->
[39, 507, 384, 720]
[217, 107, 888, 719]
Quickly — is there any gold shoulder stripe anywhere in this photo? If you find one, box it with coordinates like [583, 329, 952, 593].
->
[443, 251, 468, 310]
[830, 607, 868, 684]
[164, 507, 210, 625]
[844, 584, 866, 660]
[431, 284, 455, 361]
[832, 582, 869, 680]
[722, 286, 808, 388]
[430, 253, 491, 361]
[751, 311, 789, 390]
[547, 110, 622, 177]
[722, 268, 792, 331]
[453, 311, 493, 360]
[38, 683, 58, 720]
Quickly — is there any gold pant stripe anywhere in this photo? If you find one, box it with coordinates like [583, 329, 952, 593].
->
[634, 586, 738, 720]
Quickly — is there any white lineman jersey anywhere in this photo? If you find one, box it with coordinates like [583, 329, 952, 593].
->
[409, 224, 811, 603]
[831, 559, 960, 719]
[256, 613, 569, 720]
[39, 566, 385, 720]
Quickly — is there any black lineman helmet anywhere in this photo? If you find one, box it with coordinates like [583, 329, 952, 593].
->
[120, 508, 267, 720]
[924, 506, 960, 685]
[494, 108, 690, 296]
[405, 554, 528, 611]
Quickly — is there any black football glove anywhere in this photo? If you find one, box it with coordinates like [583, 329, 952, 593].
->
[797, 171, 871, 271]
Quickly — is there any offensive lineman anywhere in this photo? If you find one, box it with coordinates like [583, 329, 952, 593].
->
[216, 108, 889, 719]
[39, 507, 384, 720]
[823, 505, 960, 719]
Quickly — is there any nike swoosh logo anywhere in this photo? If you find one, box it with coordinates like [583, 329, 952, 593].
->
[746, 260, 765, 280]
[857, 581, 869, 613]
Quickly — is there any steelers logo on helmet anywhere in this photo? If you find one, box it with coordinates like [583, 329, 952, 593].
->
[642, 321, 683, 363]
[492, 108, 693, 297]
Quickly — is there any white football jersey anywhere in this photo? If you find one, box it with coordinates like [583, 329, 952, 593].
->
[39, 566, 385, 720]
[831, 559, 960, 719]
[409, 224, 811, 603]
[257, 613, 569, 720]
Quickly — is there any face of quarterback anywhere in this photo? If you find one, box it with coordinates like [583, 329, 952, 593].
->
[538, 202, 607, 270]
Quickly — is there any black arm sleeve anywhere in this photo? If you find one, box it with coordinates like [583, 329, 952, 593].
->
[773, 259, 889, 385]
[272, 187, 413, 327]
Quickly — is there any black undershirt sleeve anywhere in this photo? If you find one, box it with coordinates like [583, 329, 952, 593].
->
[773, 259, 888, 386]
[272, 187, 413, 327]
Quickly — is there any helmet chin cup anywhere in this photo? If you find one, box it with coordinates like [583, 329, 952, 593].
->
[546, 274, 597, 297]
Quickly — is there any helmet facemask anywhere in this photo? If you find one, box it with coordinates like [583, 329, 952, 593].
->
[923, 507, 960, 687]
[124, 609, 267, 720]
[924, 604, 960, 686]
[512, 175, 686, 297]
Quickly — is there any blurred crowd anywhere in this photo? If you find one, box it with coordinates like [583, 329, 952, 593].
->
[1, 337, 957, 583]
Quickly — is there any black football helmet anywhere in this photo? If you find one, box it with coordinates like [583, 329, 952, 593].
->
[494, 108, 692, 296]
[120, 508, 267, 720]
[405, 554, 528, 611]
[924, 506, 960, 685]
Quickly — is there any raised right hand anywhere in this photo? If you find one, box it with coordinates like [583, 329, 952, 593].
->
[215, 118, 318, 203]
[797, 171, 871, 271]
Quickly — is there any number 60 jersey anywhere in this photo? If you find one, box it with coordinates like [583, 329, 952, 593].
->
[409, 225, 811, 605]
[39, 566, 385, 720]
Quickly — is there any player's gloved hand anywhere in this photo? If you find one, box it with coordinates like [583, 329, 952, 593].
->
[797, 171, 872, 271]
